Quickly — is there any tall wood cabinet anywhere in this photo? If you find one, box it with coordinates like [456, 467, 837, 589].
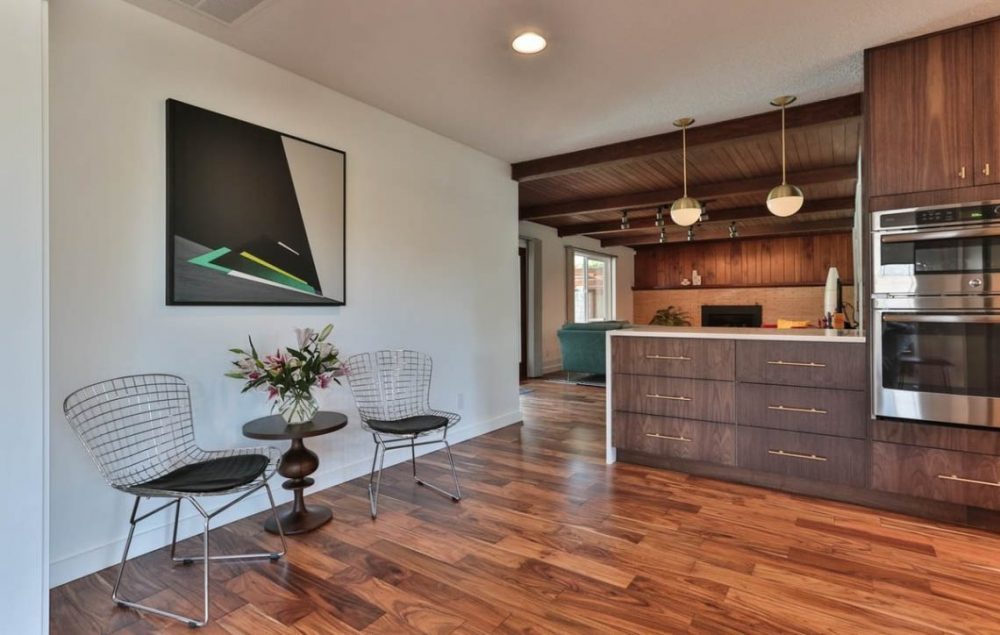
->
[866, 18, 1000, 198]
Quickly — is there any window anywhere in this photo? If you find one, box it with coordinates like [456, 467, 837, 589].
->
[567, 249, 615, 322]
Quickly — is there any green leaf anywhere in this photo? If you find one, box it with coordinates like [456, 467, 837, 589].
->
[229, 348, 246, 355]
[319, 323, 333, 341]
[224, 371, 245, 379]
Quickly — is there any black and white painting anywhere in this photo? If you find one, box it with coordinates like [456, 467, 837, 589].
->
[166, 99, 345, 305]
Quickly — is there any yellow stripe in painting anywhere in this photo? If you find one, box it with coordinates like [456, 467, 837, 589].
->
[239, 251, 310, 286]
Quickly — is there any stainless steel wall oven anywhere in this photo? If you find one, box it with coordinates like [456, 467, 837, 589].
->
[872, 202, 1000, 428]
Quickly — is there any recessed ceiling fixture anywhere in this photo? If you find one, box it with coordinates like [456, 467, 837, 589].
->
[512, 32, 547, 54]
[767, 95, 805, 217]
[670, 117, 703, 227]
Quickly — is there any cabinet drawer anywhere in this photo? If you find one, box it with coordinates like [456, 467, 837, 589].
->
[612, 337, 734, 380]
[736, 341, 865, 390]
[736, 383, 866, 438]
[738, 427, 867, 487]
[612, 412, 736, 465]
[872, 442, 1000, 511]
[612, 374, 735, 423]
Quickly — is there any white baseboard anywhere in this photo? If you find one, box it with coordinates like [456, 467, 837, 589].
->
[48, 409, 522, 588]
[542, 359, 562, 374]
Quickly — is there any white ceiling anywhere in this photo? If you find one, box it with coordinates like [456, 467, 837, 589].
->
[125, 0, 1000, 162]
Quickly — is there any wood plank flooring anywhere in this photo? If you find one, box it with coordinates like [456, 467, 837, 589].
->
[51, 379, 1000, 634]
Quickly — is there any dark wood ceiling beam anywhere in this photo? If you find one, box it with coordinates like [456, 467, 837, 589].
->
[557, 196, 855, 237]
[520, 164, 856, 220]
[599, 218, 854, 248]
[511, 93, 862, 182]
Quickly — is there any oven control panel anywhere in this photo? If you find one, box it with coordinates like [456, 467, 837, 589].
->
[877, 204, 1000, 230]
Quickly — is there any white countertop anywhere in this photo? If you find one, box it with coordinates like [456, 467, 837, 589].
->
[609, 325, 865, 343]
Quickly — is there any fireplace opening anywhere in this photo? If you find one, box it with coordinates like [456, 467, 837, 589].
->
[701, 305, 762, 328]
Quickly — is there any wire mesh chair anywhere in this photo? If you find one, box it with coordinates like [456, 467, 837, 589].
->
[344, 350, 462, 518]
[62, 374, 287, 628]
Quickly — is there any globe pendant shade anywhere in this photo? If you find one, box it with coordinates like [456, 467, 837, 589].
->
[766, 183, 804, 217]
[670, 196, 703, 226]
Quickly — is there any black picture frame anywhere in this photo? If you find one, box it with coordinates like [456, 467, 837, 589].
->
[165, 99, 346, 306]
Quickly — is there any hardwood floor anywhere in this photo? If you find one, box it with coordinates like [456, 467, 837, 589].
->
[51, 379, 1000, 634]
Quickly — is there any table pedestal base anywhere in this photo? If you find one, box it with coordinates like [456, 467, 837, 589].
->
[265, 503, 332, 535]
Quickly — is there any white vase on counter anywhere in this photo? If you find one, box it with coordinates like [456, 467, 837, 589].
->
[824, 267, 840, 316]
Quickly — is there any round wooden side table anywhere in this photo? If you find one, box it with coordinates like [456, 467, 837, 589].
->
[242, 411, 348, 535]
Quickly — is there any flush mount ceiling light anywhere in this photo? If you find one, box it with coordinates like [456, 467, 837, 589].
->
[512, 32, 547, 54]
[670, 117, 703, 227]
[767, 95, 805, 217]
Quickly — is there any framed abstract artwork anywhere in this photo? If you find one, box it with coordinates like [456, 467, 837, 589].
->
[166, 99, 346, 305]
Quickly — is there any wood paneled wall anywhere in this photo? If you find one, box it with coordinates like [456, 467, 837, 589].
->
[633, 232, 855, 290]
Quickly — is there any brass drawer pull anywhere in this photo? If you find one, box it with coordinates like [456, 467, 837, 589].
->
[767, 360, 827, 368]
[767, 449, 828, 462]
[645, 354, 691, 361]
[937, 474, 1000, 488]
[646, 393, 691, 402]
[767, 405, 828, 415]
[645, 432, 692, 442]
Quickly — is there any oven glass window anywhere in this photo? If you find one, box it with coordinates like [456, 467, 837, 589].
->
[882, 317, 1000, 397]
[881, 237, 1000, 273]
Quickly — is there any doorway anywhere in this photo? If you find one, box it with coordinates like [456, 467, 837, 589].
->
[519, 246, 528, 379]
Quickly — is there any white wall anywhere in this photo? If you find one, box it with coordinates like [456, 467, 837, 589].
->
[0, 0, 48, 631]
[518, 221, 634, 373]
[49, 0, 520, 586]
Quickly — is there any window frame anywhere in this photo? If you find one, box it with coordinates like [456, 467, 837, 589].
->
[565, 247, 617, 323]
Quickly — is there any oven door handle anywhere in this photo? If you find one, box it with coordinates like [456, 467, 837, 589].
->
[881, 226, 1000, 243]
[883, 313, 1000, 324]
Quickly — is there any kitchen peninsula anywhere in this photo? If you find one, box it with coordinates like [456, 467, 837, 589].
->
[607, 325, 1000, 526]
[605, 326, 986, 525]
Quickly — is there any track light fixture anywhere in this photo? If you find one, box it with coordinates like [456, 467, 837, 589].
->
[687, 227, 695, 242]
[670, 118, 703, 227]
[655, 206, 665, 227]
[658, 227, 666, 244]
[620, 210, 630, 230]
[729, 222, 738, 238]
[767, 95, 804, 217]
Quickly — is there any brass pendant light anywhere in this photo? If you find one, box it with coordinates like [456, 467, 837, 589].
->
[767, 95, 804, 217]
[670, 117, 703, 226]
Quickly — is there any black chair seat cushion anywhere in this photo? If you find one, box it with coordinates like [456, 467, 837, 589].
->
[137, 454, 269, 493]
[368, 415, 449, 435]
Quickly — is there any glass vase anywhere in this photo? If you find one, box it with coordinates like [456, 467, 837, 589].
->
[277, 390, 318, 425]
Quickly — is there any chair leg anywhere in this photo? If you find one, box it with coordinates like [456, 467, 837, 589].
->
[368, 437, 386, 518]
[111, 496, 208, 628]
[411, 435, 462, 503]
[114, 485, 285, 628]
[171, 484, 285, 564]
[169, 498, 181, 561]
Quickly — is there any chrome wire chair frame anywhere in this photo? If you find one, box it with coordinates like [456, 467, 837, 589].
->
[63, 374, 287, 628]
[345, 351, 463, 518]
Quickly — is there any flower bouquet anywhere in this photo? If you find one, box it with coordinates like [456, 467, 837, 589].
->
[227, 324, 344, 424]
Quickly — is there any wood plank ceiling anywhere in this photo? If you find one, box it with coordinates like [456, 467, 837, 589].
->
[514, 94, 861, 247]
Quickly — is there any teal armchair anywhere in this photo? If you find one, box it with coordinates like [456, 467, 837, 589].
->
[556, 321, 630, 375]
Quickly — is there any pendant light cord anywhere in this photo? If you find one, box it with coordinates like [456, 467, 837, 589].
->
[682, 125, 689, 197]
[780, 104, 787, 185]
